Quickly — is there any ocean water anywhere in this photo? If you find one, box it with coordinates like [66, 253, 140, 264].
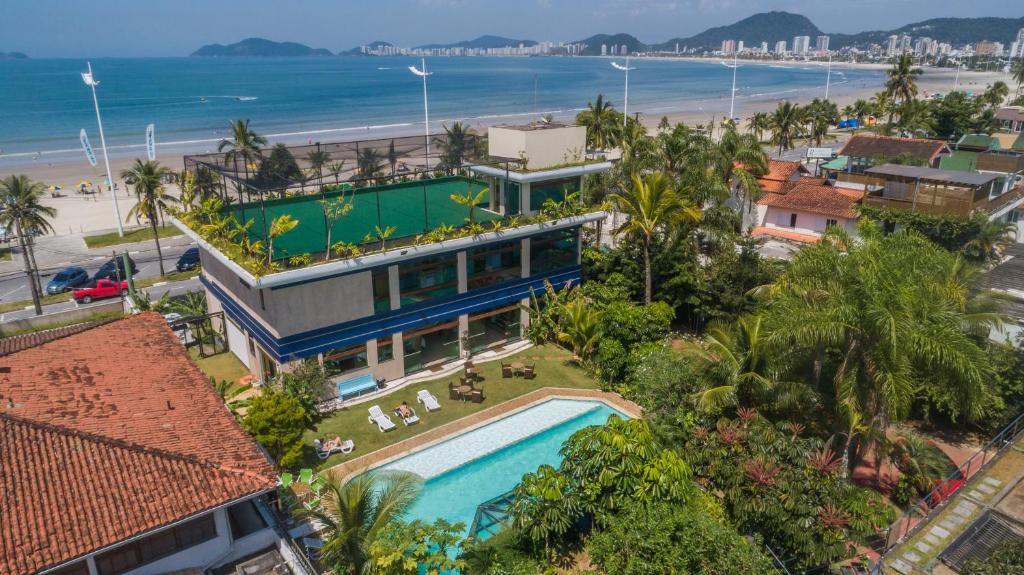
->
[0, 56, 882, 163]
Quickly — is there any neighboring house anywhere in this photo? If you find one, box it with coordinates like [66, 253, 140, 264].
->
[751, 177, 863, 243]
[0, 313, 283, 575]
[996, 105, 1024, 133]
[178, 125, 610, 386]
[733, 159, 810, 229]
[831, 134, 951, 175]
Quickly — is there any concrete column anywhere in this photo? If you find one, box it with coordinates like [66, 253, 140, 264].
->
[392, 332, 405, 376]
[85, 556, 99, 575]
[457, 251, 468, 293]
[214, 508, 232, 543]
[521, 238, 531, 278]
[367, 337, 379, 366]
[458, 314, 470, 358]
[521, 182, 531, 215]
[388, 264, 400, 310]
[520, 297, 531, 331]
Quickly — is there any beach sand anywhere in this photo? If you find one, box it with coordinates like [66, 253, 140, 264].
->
[3, 65, 1010, 235]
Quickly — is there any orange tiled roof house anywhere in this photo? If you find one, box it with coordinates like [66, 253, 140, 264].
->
[0, 314, 284, 575]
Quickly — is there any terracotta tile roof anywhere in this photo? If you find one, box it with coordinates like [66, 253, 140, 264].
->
[0, 313, 277, 574]
[756, 160, 808, 194]
[751, 226, 822, 244]
[0, 317, 120, 356]
[758, 178, 863, 219]
[838, 134, 949, 164]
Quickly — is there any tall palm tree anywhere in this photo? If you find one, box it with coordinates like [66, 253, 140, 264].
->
[964, 217, 1016, 265]
[895, 98, 935, 136]
[305, 149, 331, 191]
[769, 101, 803, 158]
[610, 172, 702, 304]
[121, 159, 177, 276]
[386, 139, 399, 176]
[980, 81, 1010, 108]
[0, 175, 55, 315]
[356, 148, 384, 180]
[576, 94, 621, 151]
[804, 98, 839, 147]
[763, 223, 992, 473]
[218, 119, 267, 184]
[1013, 61, 1024, 96]
[298, 472, 421, 575]
[683, 314, 777, 413]
[747, 112, 771, 142]
[437, 122, 475, 172]
[885, 54, 923, 127]
[715, 124, 767, 186]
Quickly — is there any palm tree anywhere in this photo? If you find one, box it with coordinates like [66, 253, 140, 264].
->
[386, 139, 399, 176]
[889, 433, 956, 497]
[715, 124, 767, 185]
[885, 54, 923, 127]
[1013, 61, 1024, 96]
[306, 149, 331, 191]
[218, 119, 267, 180]
[328, 160, 347, 184]
[895, 98, 935, 136]
[964, 217, 1016, 265]
[177, 170, 197, 212]
[683, 314, 777, 413]
[747, 112, 771, 142]
[0, 175, 55, 315]
[576, 94, 621, 151]
[298, 471, 421, 575]
[267, 214, 299, 264]
[763, 223, 992, 473]
[450, 187, 489, 224]
[769, 101, 803, 158]
[557, 298, 603, 361]
[319, 195, 354, 261]
[437, 122, 475, 172]
[610, 172, 702, 304]
[804, 98, 839, 146]
[356, 148, 384, 180]
[980, 81, 1010, 108]
[121, 159, 177, 276]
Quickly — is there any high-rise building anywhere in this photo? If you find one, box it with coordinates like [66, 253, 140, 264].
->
[775, 40, 788, 55]
[792, 35, 810, 54]
[610, 44, 617, 55]
[721, 39, 736, 54]
[815, 35, 830, 53]
[976, 40, 997, 56]
[899, 35, 912, 54]
[761, 41, 769, 53]
[737, 40, 745, 52]
[886, 34, 899, 56]
[601, 44, 607, 56]
[621, 44, 628, 56]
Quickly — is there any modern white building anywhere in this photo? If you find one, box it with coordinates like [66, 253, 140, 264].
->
[815, 35, 830, 53]
[793, 35, 810, 54]
[774, 40, 788, 55]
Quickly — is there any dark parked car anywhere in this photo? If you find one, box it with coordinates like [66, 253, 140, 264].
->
[94, 256, 138, 281]
[46, 266, 90, 294]
[175, 247, 200, 272]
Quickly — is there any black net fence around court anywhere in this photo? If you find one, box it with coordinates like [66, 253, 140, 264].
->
[939, 511, 1024, 572]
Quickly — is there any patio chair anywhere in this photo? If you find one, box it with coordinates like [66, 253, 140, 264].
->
[417, 389, 441, 411]
[279, 472, 294, 489]
[448, 381, 461, 400]
[394, 405, 420, 426]
[310, 477, 326, 495]
[298, 468, 314, 484]
[367, 405, 397, 432]
[501, 363, 513, 378]
[303, 497, 322, 512]
[470, 389, 485, 404]
[523, 364, 536, 380]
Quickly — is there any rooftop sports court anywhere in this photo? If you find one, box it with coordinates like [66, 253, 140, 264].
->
[226, 176, 499, 260]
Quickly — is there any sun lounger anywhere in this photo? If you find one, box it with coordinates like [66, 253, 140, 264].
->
[417, 389, 441, 411]
[313, 438, 355, 459]
[298, 468, 314, 484]
[368, 405, 397, 432]
[394, 406, 420, 426]
[279, 472, 294, 488]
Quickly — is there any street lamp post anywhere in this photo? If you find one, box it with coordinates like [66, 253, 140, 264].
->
[82, 61, 124, 237]
[611, 56, 635, 127]
[721, 53, 740, 120]
[953, 62, 961, 91]
[824, 53, 833, 100]
[408, 58, 433, 170]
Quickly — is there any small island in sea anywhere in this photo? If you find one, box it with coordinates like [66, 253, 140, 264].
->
[191, 37, 332, 57]
[0, 51, 28, 60]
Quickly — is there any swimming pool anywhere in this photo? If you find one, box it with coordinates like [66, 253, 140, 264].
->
[369, 399, 627, 534]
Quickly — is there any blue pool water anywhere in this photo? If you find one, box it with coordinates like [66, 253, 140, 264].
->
[373, 399, 625, 533]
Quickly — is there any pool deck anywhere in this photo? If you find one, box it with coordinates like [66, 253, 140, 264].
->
[324, 387, 642, 483]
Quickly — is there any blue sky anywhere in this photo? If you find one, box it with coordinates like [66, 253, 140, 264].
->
[2, 0, 1019, 57]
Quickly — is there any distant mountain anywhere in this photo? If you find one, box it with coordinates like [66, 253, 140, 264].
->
[656, 12, 821, 51]
[830, 16, 1024, 49]
[575, 33, 647, 56]
[415, 35, 537, 50]
[191, 38, 333, 57]
[0, 51, 28, 60]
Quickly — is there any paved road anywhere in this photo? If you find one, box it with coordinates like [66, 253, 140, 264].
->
[0, 238, 195, 306]
[0, 276, 202, 322]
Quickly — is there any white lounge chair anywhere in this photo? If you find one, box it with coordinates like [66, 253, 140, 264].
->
[394, 405, 420, 426]
[417, 389, 441, 412]
[367, 405, 397, 432]
[313, 438, 354, 459]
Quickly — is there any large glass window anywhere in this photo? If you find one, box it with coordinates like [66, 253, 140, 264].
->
[467, 240, 522, 290]
[323, 343, 368, 376]
[530, 228, 579, 275]
[504, 181, 521, 216]
[377, 336, 394, 362]
[402, 320, 459, 376]
[398, 254, 458, 306]
[372, 268, 391, 313]
[95, 514, 217, 575]
[468, 304, 522, 353]
[530, 177, 579, 212]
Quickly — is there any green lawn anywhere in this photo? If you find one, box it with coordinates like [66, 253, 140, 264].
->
[0, 291, 71, 314]
[303, 344, 599, 470]
[133, 269, 200, 289]
[0, 310, 124, 337]
[190, 348, 251, 384]
[83, 225, 183, 248]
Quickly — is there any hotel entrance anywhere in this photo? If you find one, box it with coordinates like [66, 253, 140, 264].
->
[402, 320, 460, 376]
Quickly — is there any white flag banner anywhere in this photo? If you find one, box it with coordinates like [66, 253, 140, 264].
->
[80, 129, 97, 167]
[146, 124, 156, 161]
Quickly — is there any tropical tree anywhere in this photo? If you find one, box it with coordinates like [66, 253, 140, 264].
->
[386, 139, 399, 176]
[357, 148, 384, 180]
[762, 223, 992, 472]
[576, 94, 621, 151]
[894, 98, 935, 136]
[889, 433, 957, 504]
[319, 195, 354, 261]
[885, 54, 923, 127]
[980, 81, 1010, 108]
[328, 160, 347, 184]
[610, 172, 701, 304]
[557, 297, 603, 361]
[193, 166, 222, 201]
[747, 111, 771, 142]
[306, 149, 331, 190]
[449, 186, 488, 224]
[267, 214, 299, 264]
[177, 170, 198, 212]
[298, 471, 422, 575]
[437, 122, 476, 171]
[714, 124, 767, 187]
[121, 159, 177, 276]
[804, 98, 839, 146]
[683, 315, 778, 413]
[1013, 61, 1024, 96]
[218, 119, 267, 178]
[0, 175, 55, 314]
[508, 464, 582, 559]
[768, 101, 803, 157]
[963, 216, 1016, 265]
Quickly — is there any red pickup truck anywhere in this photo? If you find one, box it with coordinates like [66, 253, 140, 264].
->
[73, 279, 128, 304]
